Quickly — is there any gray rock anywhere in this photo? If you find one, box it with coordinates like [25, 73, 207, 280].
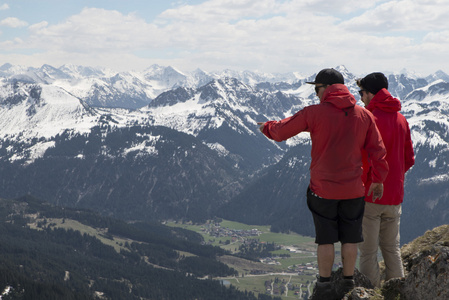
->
[381, 224, 449, 300]
[343, 287, 383, 300]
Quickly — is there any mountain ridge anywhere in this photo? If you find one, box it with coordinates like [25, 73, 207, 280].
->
[1, 64, 449, 244]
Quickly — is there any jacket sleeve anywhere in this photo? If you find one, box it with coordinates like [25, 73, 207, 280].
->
[404, 121, 415, 172]
[262, 109, 309, 142]
[361, 149, 371, 185]
[364, 118, 389, 183]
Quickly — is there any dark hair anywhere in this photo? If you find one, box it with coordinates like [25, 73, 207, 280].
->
[358, 72, 388, 94]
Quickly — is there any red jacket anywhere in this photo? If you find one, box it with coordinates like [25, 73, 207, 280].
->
[362, 88, 415, 205]
[262, 84, 388, 199]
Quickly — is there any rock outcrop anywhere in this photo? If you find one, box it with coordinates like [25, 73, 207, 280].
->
[390, 224, 449, 300]
[345, 224, 449, 300]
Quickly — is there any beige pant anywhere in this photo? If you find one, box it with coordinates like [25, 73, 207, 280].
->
[358, 202, 404, 287]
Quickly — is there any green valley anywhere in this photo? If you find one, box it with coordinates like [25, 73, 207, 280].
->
[167, 219, 343, 299]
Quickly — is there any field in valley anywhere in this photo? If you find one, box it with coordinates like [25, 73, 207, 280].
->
[167, 220, 344, 299]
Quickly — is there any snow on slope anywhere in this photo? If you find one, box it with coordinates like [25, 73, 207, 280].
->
[402, 86, 449, 149]
[141, 78, 260, 137]
[142, 93, 218, 136]
[0, 84, 98, 139]
[0, 82, 102, 162]
[1, 65, 449, 169]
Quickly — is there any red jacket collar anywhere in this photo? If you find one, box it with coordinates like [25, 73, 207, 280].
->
[321, 84, 356, 110]
[366, 88, 401, 113]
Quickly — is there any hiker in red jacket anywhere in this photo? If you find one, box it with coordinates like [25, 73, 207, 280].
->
[258, 68, 388, 299]
[357, 73, 415, 287]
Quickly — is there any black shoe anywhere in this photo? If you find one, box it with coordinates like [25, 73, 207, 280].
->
[310, 281, 335, 300]
[335, 278, 355, 299]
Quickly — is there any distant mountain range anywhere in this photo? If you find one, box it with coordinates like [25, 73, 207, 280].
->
[0, 63, 448, 244]
[0, 63, 304, 109]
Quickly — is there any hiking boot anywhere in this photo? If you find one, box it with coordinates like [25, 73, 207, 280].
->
[309, 281, 335, 300]
[335, 278, 355, 299]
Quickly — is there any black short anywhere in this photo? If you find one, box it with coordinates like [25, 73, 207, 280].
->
[307, 188, 365, 245]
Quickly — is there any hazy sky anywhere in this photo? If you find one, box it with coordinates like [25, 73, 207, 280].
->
[0, 0, 448, 76]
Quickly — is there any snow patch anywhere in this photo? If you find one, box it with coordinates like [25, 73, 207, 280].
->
[420, 174, 449, 185]
[122, 134, 160, 157]
[206, 142, 229, 156]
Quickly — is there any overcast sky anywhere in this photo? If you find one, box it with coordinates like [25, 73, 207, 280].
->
[0, 0, 448, 76]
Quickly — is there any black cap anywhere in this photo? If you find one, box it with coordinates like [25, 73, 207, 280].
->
[360, 72, 388, 95]
[306, 68, 344, 85]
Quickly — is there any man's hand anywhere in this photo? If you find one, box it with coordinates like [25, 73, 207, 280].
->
[368, 183, 384, 202]
[257, 122, 265, 133]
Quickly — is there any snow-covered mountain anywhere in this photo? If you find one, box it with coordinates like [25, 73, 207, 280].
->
[0, 63, 305, 110]
[0, 64, 448, 242]
[0, 79, 245, 221]
[0, 80, 97, 138]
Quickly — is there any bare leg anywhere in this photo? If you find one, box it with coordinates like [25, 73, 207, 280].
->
[317, 244, 334, 277]
[341, 243, 357, 276]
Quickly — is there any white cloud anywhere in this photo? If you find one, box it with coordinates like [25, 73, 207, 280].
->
[340, 0, 449, 32]
[0, 17, 28, 28]
[278, 0, 384, 15]
[1, 0, 449, 75]
[0, 3, 9, 10]
[26, 8, 161, 53]
[28, 21, 49, 31]
[423, 31, 449, 44]
[159, 0, 282, 23]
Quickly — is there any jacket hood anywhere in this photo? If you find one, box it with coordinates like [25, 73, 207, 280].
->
[366, 88, 401, 113]
[321, 84, 356, 110]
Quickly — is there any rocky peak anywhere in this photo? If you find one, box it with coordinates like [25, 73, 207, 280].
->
[148, 86, 195, 107]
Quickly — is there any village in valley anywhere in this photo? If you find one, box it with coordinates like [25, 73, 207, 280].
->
[171, 219, 344, 299]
